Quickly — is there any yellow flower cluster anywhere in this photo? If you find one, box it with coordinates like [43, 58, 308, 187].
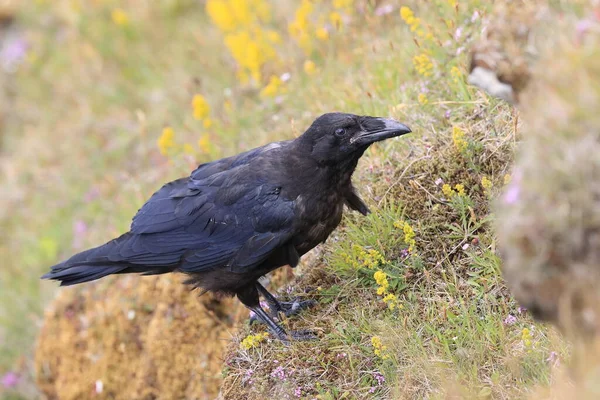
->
[371, 336, 390, 360]
[240, 332, 269, 350]
[442, 183, 466, 198]
[192, 94, 211, 124]
[288, 0, 315, 53]
[452, 126, 467, 152]
[157, 127, 175, 156]
[521, 328, 532, 348]
[303, 60, 317, 75]
[418, 93, 429, 105]
[111, 8, 129, 26]
[260, 75, 285, 98]
[373, 270, 400, 310]
[413, 53, 433, 77]
[450, 66, 462, 84]
[341, 244, 386, 270]
[382, 293, 401, 310]
[198, 136, 211, 153]
[333, 0, 353, 12]
[206, 0, 279, 84]
[374, 270, 389, 295]
[481, 176, 492, 195]
[400, 6, 433, 41]
[394, 220, 416, 252]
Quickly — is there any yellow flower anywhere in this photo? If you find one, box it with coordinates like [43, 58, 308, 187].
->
[192, 94, 210, 120]
[448, 0, 458, 7]
[454, 184, 465, 196]
[333, 0, 352, 9]
[413, 53, 433, 77]
[371, 336, 390, 360]
[206, 0, 236, 32]
[452, 126, 467, 152]
[111, 8, 129, 26]
[418, 93, 428, 105]
[503, 174, 512, 185]
[203, 118, 213, 129]
[265, 29, 281, 44]
[157, 127, 175, 156]
[315, 27, 329, 41]
[383, 293, 399, 310]
[374, 270, 388, 287]
[400, 6, 414, 23]
[240, 332, 269, 350]
[198, 136, 211, 153]
[329, 12, 342, 28]
[450, 66, 462, 83]
[260, 75, 283, 98]
[522, 328, 532, 348]
[183, 143, 195, 155]
[442, 183, 455, 198]
[303, 60, 317, 75]
[481, 176, 492, 194]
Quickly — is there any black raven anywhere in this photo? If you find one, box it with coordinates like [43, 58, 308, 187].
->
[42, 112, 411, 341]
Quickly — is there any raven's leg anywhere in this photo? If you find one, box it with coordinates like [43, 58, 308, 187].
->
[256, 282, 316, 319]
[237, 283, 316, 342]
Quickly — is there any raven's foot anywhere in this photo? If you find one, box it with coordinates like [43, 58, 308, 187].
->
[273, 299, 317, 318]
[249, 298, 316, 324]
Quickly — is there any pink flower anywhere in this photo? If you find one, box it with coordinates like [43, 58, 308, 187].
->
[375, 4, 394, 16]
[503, 185, 520, 204]
[1, 372, 19, 389]
[504, 314, 517, 325]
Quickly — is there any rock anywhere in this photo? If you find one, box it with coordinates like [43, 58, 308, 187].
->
[496, 13, 600, 336]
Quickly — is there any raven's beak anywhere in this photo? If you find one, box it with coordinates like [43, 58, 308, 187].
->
[353, 117, 412, 146]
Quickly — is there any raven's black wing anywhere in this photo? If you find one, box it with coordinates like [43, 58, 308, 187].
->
[47, 143, 297, 282]
[127, 143, 296, 273]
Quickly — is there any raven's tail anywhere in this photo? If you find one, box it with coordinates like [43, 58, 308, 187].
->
[41, 264, 130, 286]
[42, 233, 177, 286]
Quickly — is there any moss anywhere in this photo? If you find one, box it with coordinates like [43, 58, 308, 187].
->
[34, 275, 244, 399]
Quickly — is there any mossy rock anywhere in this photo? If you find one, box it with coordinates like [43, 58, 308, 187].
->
[35, 274, 244, 399]
[496, 24, 600, 335]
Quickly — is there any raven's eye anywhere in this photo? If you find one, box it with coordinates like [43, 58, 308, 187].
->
[334, 128, 346, 137]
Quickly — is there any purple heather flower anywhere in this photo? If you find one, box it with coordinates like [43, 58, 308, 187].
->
[504, 314, 517, 325]
[517, 306, 527, 314]
[271, 366, 286, 381]
[444, 110, 451, 119]
[294, 387, 302, 397]
[1, 372, 19, 389]
[369, 386, 377, 393]
[373, 371, 385, 385]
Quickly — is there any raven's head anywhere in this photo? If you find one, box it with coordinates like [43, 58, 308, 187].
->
[298, 112, 411, 165]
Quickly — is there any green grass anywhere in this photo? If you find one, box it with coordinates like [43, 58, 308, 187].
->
[0, 0, 578, 398]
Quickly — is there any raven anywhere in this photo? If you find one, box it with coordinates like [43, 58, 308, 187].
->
[42, 112, 411, 341]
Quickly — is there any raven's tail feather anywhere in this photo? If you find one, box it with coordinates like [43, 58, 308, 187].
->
[42, 232, 178, 286]
[42, 263, 177, 286]
[42, 264, 129, 286]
